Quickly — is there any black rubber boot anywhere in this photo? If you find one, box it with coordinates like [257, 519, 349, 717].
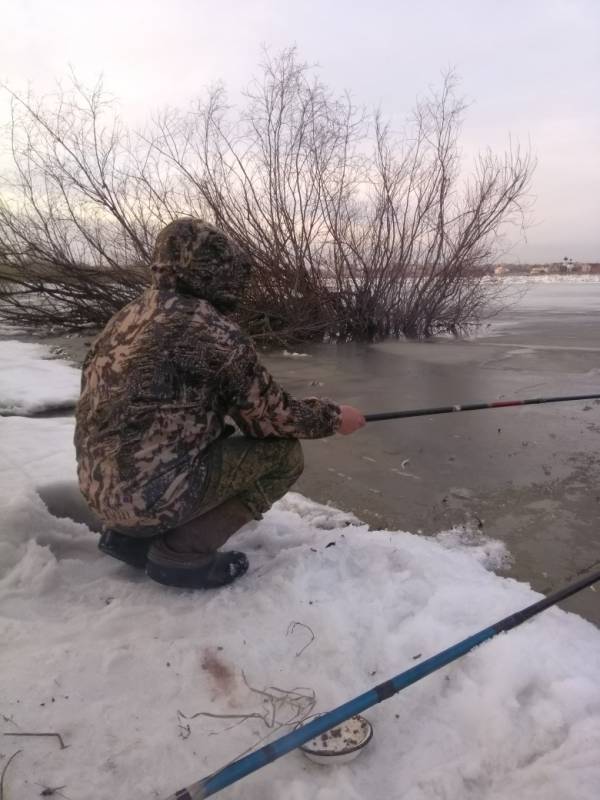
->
[146, 540, 249, 589]
[98, 530, 154, 569]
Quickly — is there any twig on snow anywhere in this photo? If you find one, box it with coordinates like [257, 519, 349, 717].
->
[177, 723, 191, 740]
[3, 732, 67, 750]
[36, 783, 69, 798]
[1, 750, 22, 800]
[178, 671, 317, 762]
[286, 621, 316, 657]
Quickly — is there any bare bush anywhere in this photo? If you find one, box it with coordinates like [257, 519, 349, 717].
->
[0, 52, 534, 340]
[324, 77, 532, 339]
[149, 50, 366, 340]
[0, 77, 186, 330]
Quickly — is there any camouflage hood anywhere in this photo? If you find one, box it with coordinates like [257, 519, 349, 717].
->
[150, 218, 251, 311]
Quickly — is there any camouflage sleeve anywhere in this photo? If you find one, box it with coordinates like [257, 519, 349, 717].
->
[219, 340, 341, 439]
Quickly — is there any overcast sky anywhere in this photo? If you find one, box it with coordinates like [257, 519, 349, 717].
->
[2, 0, 599, 262]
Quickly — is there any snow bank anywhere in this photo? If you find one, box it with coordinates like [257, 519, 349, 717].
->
[0, 340, 81, 415]
[1, 416, 599, 800]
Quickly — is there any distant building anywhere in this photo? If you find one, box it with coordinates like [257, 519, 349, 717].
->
[530, 266, 550, 275]
[494, 265, 509, 276]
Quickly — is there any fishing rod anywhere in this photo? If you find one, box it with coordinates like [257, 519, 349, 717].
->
[364, 392, 600, 423]
[162, 568, 600, 800]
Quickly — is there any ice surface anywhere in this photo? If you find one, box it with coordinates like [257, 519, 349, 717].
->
[0, 341, 81, 415]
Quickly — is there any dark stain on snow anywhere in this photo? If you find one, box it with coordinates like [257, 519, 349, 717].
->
[201, 649, 235, 693]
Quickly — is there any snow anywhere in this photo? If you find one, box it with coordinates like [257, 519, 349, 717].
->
[1, 360, 600, 799]
[0, 341, 81, 415]
[507, 275, 600, 284]
[434, 525, 513, 572]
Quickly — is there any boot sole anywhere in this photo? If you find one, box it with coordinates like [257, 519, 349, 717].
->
[146, 551, 249, 590]
[146, 560, 244, 589]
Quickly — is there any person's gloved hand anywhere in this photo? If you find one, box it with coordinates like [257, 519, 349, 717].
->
[338, 405, 366, 435]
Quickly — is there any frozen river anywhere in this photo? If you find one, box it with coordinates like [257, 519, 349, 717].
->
[264, 280, 600, 624]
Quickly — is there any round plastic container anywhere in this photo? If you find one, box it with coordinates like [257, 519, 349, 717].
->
[300, 715, 373, 765]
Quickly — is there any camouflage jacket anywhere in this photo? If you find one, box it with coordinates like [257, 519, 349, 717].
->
[74, 219, 341, 528]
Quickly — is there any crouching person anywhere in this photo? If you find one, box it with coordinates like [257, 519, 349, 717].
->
[74, 218, 365, 589]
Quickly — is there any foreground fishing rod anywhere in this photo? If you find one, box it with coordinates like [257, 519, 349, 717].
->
[162, 568, 600, 800]
[364, 392, 600, 423]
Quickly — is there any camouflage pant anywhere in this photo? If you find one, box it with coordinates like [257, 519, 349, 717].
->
[118, 435, 304, 538]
